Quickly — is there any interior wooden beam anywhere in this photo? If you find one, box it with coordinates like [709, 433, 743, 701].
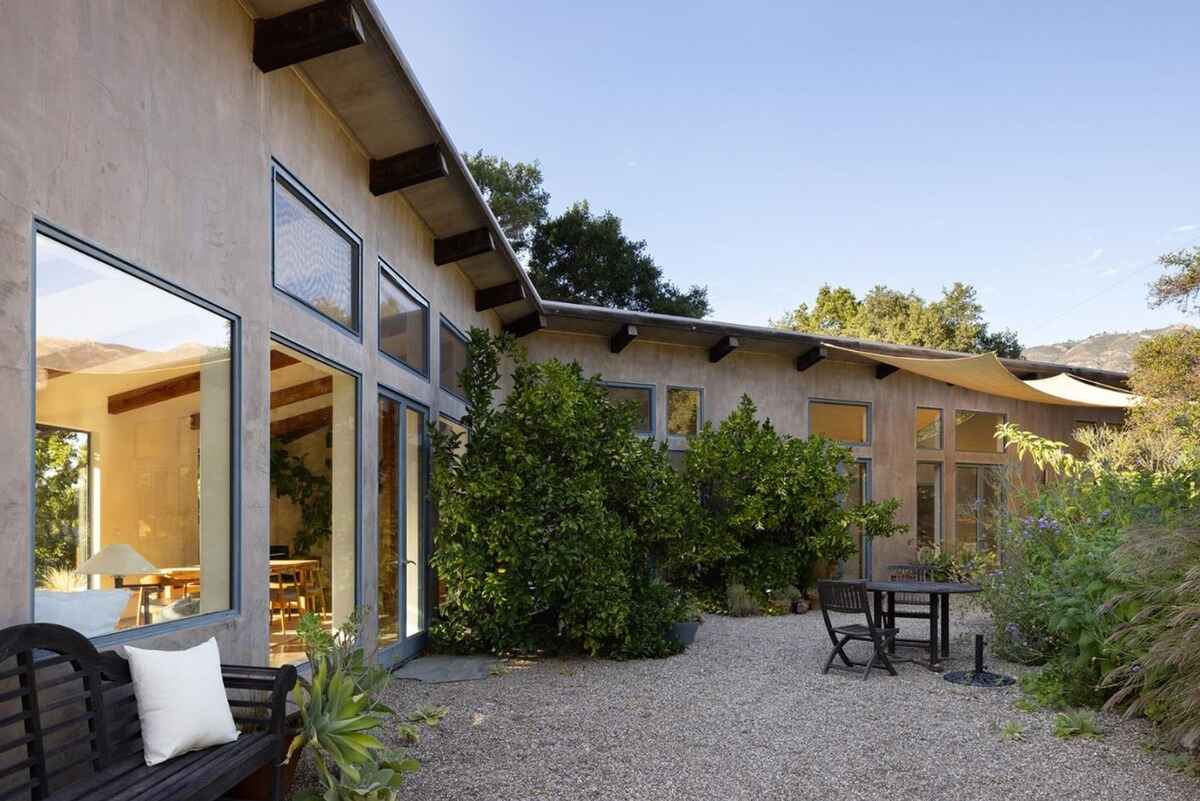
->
[270, 406, 332, 439]
[609, 324, 638, 354]
[108, 372, 201, 415]
[708, 335, 739, 363]
[474, 281, 524, 312]
[503, 312, 547, 338]
[795, 346, 827, 372]
[875, 363, 900, 380]
[433, 228, 494, 266]
[192, 375, 332, 429]
[252, 0, 364, 73]
[271, 376, 332, 409]
[369, 144, 448, 196]
[113, 350, 301, 416]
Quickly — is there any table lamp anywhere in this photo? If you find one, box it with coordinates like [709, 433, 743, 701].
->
[76, 543, 158, 588]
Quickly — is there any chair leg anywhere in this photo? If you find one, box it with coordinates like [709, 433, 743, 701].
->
[823, 636, 855, 673]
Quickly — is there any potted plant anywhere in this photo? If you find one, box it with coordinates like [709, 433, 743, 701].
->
[668, 595, 703, 647]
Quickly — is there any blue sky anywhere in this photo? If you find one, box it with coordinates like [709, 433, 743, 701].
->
[381, 1, 1198, 346]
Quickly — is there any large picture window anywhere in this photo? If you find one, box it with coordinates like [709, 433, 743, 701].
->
[272, 167, 361, 334]
[378, 263, 429, 376]
[268, 342, 357, 666]
[34, 231, 234, 639]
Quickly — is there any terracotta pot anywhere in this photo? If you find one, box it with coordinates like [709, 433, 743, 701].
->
[230, 733, 299, 801]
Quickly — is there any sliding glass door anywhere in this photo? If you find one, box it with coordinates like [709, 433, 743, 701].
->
[377, 392, 429, 662]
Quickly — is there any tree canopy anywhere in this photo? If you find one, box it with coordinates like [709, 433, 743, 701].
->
[773, 282, 1022, 357]
[462, 150, 549, 256]
[528, 202, 712, 318]
[1149, 247, 1200, 313]
[463, 152, 712, 318]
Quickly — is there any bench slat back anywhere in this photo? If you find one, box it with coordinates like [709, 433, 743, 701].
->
[0, 624, 137, 800]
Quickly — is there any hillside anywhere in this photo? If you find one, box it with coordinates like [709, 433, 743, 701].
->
[1023, 325, 1193, 373]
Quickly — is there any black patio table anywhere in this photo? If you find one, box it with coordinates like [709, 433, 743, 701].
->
[863, 580, 981, 671]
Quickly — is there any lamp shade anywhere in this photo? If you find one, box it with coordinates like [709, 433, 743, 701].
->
[76, 544, 158, 576]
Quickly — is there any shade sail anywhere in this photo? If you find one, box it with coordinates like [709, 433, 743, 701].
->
[823, 345, 1137, 409]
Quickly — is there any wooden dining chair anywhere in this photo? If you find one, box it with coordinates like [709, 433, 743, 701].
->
[883, 563, 936, 650]
[817, 580, 900, 680]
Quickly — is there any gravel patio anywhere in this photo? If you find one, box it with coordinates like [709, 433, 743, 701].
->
[355, 612, 1195, 800]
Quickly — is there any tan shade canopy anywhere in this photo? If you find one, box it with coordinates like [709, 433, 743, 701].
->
[76, 544, 159, 576]
[824, 345, 1137, 409]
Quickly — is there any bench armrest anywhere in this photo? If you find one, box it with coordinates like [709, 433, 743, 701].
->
[220, 663, 298, 737]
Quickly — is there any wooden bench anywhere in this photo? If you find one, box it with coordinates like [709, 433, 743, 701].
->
[0, 623, 297, 801]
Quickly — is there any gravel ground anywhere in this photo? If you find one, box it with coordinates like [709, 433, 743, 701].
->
[294, 610, 1197, 800]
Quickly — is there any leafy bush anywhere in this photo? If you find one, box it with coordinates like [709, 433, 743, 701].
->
[984, 424, 1200, 719]
[724, 582, 760, 617]
[683, 395, 905, 603]
[430, 329, 699, 659]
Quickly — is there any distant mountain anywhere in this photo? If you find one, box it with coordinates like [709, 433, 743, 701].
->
[1023, 325, 1194, 373]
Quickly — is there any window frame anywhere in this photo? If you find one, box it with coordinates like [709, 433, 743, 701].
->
[31, 220, 243, 646]
[808, 398, 872, 446]
[915, 460, 944, 548]
[953, 409, 1008, 453]
[915, 405, 944, 450]
[270, 161, 363, 339]
[954, 463, 1007, 553]
[438, 316, 470, 402]
[603, 380, 656, 438]
[376, 384, 432, 663]
[270, 333, 364, 655]
[665, 385, 703, 441]
[376, 258, 430, 381]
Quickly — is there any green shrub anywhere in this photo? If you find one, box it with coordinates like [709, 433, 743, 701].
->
[684, 395, 905, 601]
[982, 425, 1199, 707]
[1053, 710, 1103, 740]
[724, 582, 760, 617]
[429, 329, 699, 659]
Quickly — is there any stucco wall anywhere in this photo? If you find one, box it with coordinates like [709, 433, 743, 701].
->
[525, 330, 1126, 576]
[0, 0, 497, 661]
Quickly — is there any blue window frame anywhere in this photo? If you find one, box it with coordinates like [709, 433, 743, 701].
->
[439, 317, 469, 401]
[271, 162, 362, 337]
[377, 259, 430, 379]
[603, 381, 655, 437]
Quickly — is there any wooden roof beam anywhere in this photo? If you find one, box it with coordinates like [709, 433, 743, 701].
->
[369, 144, 448, 196]
[709, 335, 739, 363]
[504, 313, 547, 339]
[875, 363, 900, 380]
[252, 0, 365, 73]
[795, 346, 827, 372]
[112, 350, 300, 416]
[610, 324, 638, 354]
[271, 406, 332, 439]
[474, 281, 524, 312]
[434, 228, 494, 266]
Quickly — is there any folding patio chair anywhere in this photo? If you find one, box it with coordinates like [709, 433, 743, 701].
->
[818, 580, 900, 680]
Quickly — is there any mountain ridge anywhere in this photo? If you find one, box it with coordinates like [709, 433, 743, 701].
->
[1022, 325, 1193, 373]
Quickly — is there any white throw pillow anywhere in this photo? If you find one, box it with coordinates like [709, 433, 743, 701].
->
[125, 637, 239, 765]
[34, 589, 132, 638]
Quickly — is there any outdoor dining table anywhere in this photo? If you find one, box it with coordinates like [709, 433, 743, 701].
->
[863, 580, 982, 671]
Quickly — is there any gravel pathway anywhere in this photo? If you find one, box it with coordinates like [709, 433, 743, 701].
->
[297, 611, 1197, 800]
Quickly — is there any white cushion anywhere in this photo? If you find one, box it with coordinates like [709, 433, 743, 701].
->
[124, 637, 239, 765]
[34, 589, 131, 638]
